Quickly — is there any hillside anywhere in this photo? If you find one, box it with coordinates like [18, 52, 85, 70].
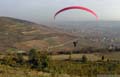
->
[0, 17, 76, 52]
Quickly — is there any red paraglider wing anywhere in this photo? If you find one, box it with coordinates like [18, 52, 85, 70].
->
[54, 6, 98, 20]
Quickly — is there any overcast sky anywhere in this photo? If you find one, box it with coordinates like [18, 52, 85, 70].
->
[0, 0, 120, 25]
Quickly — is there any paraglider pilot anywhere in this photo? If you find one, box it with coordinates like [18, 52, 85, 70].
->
[73, 41, 78, 47]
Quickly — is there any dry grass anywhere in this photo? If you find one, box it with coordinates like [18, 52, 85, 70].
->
[0, 64, 50, 77]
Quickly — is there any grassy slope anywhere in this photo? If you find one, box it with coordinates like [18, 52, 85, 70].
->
[0, 17, 75, 51]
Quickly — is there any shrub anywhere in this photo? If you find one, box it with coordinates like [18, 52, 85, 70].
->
[81, 55, 87, 63]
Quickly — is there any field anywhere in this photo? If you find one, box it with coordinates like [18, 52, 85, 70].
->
[51, 52, 120, 61]
[99, 52, 120, 61]
[51, 53, 101, 61]
[0, 51, 120, 77]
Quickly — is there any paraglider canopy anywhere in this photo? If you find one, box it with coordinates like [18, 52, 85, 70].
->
[54, 6, 98, 21]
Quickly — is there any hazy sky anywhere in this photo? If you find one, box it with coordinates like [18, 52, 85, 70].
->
[0, 0, 120, 25]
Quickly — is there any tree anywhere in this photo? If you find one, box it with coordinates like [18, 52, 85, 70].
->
[29, 49, 37, 62]
[37, 52, 49, 71]
[81, 55, 87, 63]
[28, 49, 49, 71]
